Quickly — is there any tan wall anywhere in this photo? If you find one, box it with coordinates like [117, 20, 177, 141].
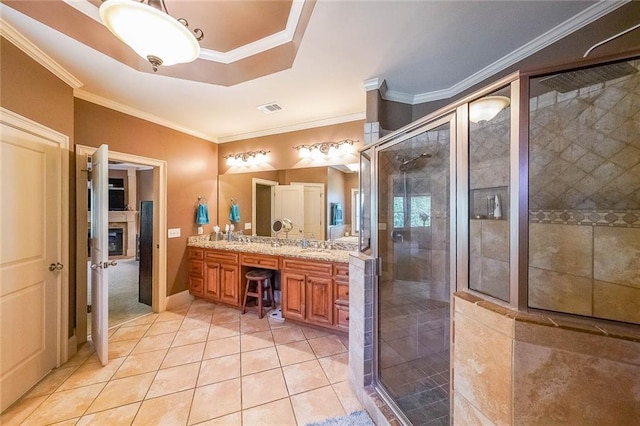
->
[1, 37, 77, 336]
[453, 292, 640, 425]
[217, 120, 364, 173]
[74, 99, 218, 297]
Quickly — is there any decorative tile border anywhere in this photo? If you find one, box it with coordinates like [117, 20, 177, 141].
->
[529, 210, 640, 228]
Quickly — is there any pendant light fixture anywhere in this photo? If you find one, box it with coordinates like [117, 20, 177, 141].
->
[99, 0, 204, 72]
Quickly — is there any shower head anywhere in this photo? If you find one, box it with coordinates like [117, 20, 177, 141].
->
[399, 152, 432, 171]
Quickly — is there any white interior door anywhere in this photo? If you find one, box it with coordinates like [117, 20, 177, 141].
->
[273, 185, 304, 239]
[0, 122, 61, 410]
[90, 144, 110, 366]
[293, 183, 325, 240]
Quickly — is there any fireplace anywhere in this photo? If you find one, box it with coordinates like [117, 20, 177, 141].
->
[108, 228, 124, 256]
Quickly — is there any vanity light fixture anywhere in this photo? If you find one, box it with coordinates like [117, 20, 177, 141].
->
[99, 0, 204, 72]
[225, 150, 270, 167]
[469, 96, 510, 123]
[294, 139, 357, 160]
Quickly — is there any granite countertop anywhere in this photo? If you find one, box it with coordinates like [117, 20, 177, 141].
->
[187, 238, 353, 263]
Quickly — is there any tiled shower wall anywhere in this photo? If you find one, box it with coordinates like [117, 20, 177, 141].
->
[528, 60, 640, 325]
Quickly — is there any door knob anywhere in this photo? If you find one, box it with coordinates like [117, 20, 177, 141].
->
[90, 260, 118, 270]
[49, 262, 64, 271]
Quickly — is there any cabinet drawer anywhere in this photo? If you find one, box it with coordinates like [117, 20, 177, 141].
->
[190, 259, 204, 277]
[335, 305, 349, 330]
[282, 258, 332, 276]
[189, 277, 204, 295]
[190, 248, 204, 259]
[334, 264, 349, 281]
[335, 283, 349, 303]
[205, 249, 238, 264]
[241, 253, 279, 270]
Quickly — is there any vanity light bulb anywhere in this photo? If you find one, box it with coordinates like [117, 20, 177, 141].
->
[255, 153, 266, 163]
[311, 147, 323, 160]
[328, 145, 338, 158]
[340, 142, 353, 155]
[298, 147, 310, 158]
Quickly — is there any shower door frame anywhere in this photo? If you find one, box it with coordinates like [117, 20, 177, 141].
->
[370, 112, 459, 424]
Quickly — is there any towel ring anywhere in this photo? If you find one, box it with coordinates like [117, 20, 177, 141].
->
[197, 196, 207, 205]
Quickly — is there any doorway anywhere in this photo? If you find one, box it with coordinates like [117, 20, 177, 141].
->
[374, 117, 455, 425]
[75, 145, 167, 345]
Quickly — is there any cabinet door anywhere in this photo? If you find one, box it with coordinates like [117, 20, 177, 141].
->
[306, 275, 333, 326]
[219, 263, 240, 306]
[204, 261, 221, 300]
[281, 271, 306, 321]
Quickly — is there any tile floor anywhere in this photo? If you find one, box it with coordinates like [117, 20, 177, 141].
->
[2, 299, 363, 425]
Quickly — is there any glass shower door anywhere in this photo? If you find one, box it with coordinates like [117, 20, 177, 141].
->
[375, 118, 453, 425]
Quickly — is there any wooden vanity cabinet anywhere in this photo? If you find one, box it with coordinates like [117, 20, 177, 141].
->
[188, 248, 205, 297]
[203, 250, 240, 306]
[333, 264, 350, 331]
[281, 258, 333, 327]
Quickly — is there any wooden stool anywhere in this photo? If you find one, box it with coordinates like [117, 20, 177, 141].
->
[242, 269, 274, 319]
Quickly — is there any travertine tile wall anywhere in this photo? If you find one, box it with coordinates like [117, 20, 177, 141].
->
[453, 293, 640, 425]
[469, 220, 510, 301]
[529, 223, 640, 324]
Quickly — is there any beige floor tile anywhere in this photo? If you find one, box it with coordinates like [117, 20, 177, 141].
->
[120, 313, 158, 327]
[282, 359, 330, 395]
[112, 349, 167, 379]
[240, 316, 271, 334]
[211, 310, 240, 325]
[195, 411, 242, 425]
[276, 340, 316, 366]
[272, 326, 306, 345]
[155, 310, 186, 323]
[85, 372, 155, 414]
[332, 381, 363, 413]
[318, 352, 349, 384]
[108, 338, 138, 359]
[181, 316, 211, 331]
[162, 342, 206, 368]
[131, 332, 175, 354]
[197, 354, 241, 386]
[146, 362, 200, 399]
[61, 343, 95, 368]
[24, 366, 77, 398]
[77, 402, 140, 425]
[21, 383, 105, 425]
[50, 418, 79, 425]
[172, 327, 210, 347]
[241, 330, 274, 352]
[146, 319, 182, 336]
[290, 385, 346, 425]
[242, 397, 297, 426]
[308, 335, 347, 358]
[241, 368, 288, 409]
[133, 389, 193, 426]
[58, 357, 125, 391]
[0, 394, 48, 425]
[188, 379, 242, 424]
[109, 324, 151, 342]
[203, 336, 240, 359]
[209, 322, 240, 340]
[241, 346, 281, 376]
[301, 327, 330, 340]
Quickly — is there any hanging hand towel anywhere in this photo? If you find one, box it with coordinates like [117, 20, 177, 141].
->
[196, 203, 209, 225]
[229, 204, 240, 223]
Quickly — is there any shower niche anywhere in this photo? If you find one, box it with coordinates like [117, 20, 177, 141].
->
[469, 186, 509, 220]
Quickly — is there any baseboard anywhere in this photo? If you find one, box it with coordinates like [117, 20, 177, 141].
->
[165, 290, 193, 310]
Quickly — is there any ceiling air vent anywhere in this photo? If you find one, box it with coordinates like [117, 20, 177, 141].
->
[257, 103, 284, 114]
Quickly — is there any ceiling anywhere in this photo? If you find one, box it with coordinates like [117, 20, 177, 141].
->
[0, 1, 629, 143]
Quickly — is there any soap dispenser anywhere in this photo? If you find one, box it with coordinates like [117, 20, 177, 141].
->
[493, 194, 502, 219]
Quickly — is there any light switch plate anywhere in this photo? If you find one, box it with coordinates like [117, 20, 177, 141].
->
[244, 222, 251, 230]
[168, 228, 181, 238]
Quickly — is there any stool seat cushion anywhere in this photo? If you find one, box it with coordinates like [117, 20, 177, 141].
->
[245, 270, 271, 280]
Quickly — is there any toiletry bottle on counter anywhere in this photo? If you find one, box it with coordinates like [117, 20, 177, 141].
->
[494, 194, 502, 219]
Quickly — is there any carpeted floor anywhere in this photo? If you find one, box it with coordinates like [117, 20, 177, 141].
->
[87, 258, 152, 336]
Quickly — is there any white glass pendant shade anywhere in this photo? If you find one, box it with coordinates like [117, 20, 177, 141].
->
[469, 96, 510, 123]
[99, 0, 200, 68]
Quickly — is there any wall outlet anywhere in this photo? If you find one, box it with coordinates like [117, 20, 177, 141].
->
[244, 222, 252, 230]
[168, 228, 181, 238]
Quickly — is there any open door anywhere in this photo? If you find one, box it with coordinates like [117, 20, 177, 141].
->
[273, 185, 304, 238]
[138, 200, 153, 306]
[90, 144, 112, 365]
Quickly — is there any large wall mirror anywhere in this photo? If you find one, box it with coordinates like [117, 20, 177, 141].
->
[217, 165, 358, 241]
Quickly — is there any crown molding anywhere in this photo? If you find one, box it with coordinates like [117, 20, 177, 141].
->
[0, 17, 83, 89]
[217, 112, 365, 143]
[74, 89, 217, 143]
[385, 0, 629, 105]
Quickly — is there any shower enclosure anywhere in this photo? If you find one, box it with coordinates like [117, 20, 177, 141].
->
[372, 116, 455, 425]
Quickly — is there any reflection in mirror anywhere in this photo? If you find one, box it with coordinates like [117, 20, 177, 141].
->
[217, 166, 359, 240]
